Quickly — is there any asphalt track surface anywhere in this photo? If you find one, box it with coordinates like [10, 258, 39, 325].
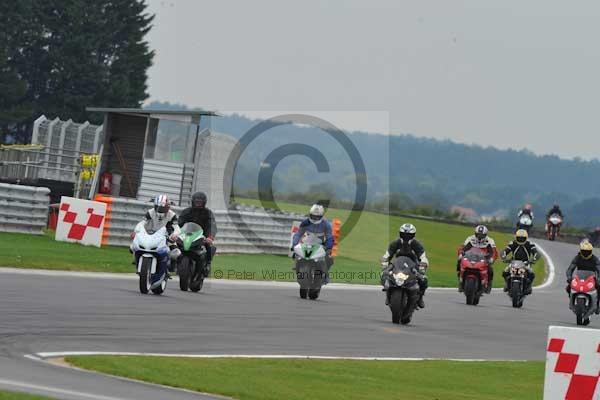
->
[0, 239, 596, 399]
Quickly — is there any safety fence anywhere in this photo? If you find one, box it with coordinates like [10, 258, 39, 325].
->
[94, 195, 304, 254]
[0, 183, 50, 234]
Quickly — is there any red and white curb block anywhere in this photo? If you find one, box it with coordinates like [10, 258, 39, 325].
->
[544, 326, 600, 399]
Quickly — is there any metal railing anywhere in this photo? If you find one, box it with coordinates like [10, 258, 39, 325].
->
[0, 183, 50, 234]
[94, 195, 302, 254]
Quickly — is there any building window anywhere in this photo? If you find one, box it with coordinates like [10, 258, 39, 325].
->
[145, 119, 197, 164]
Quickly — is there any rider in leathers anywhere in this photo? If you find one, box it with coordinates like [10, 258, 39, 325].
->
[457, 225, 497, 293]
[292, 204, 334, 282]
[501, 229, 538, 294]
[566, 240, 600, 313]
[132, 194, 181, 272]
[178, 192, 217, 275]
[381, 223, 429, 308]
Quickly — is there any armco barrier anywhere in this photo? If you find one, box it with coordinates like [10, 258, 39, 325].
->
[0, 183, 50, 234]
[94, 195, 302, 254]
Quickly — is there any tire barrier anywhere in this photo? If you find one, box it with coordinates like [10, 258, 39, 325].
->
[94, 195, 303, 254]
[0, 183, 50, 235]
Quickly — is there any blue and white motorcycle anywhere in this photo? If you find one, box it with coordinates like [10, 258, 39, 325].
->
[132, 221, 170, 295]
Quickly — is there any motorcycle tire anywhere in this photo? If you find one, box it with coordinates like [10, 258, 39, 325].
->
[178, 257, 191, 291]
[465, 277, 477, 305]
[511, 280, 522, 308]
[308, 288, 320, 300]
[575, 297, 587, 326]
[139, 258, 152, 294]
[390, 290, 406, 324]
[299, 288, 308, 299]
[190, 278, 203, 293]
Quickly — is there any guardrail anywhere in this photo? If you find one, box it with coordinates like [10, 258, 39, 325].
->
[0, 183, 50, 234]
[94, 195, 302, 254]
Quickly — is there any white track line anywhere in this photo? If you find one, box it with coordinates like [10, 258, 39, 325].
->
[532, 242, 556, 290]
[32, 351, 528, 362]
[0, 242, 556, 292]
[0, 378, 128, 400]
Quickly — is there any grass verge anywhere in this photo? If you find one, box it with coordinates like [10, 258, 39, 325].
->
[0, 217, 547, 288]
[66, 356, 544, 400]
[0, 391, 55, 400]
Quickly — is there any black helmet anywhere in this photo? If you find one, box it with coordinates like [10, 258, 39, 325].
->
[191, 192, 207, 209]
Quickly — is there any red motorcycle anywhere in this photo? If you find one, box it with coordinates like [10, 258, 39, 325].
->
[459, 248, 491, 305]
[569, 269, 598, 326]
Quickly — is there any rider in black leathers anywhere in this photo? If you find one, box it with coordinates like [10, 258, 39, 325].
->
[382, 223, 429, 309]
[178, 192, 217, 275]
[501, 229, 538, 294]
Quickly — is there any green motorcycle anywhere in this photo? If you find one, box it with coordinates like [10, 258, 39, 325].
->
[176, 222, 208, 292]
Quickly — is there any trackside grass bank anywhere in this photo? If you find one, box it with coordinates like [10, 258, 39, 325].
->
[0, 391, 55, 400]
[67, 356, 544, 400]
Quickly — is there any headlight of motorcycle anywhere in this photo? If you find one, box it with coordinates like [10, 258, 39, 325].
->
[393, 272, 409, 285]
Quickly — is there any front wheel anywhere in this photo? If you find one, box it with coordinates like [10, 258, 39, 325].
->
[308, 288, 320, 300]
[299, 288, 308, 299]
[511, 280, 522, 308]
[178, 257, 191, 291]
[575, 297, 587, 326]
[464, 277, 478, 305]
[390, 290, 407, 324]
[549, 227, 557, 241]
[139, 258, 152, 294]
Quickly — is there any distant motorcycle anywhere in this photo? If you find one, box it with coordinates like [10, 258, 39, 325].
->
[505, 260, 532, 308]
[459, 248, 491, 305]
[131, 222, 169, 295]
[382, 256, 420, 324]
[293, 232, 327, 300]
[546, 214, 562, 241]
[176, 222, 208, 292]
[517, 214, 533, 233]
[569, 269, 598, 326]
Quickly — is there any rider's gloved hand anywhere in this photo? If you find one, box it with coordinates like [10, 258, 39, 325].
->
[326, 249, 332, 257]
[168, 233, 178, 242]
[205, 236, 214, 245]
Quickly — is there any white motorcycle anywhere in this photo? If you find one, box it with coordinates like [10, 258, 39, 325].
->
[131, 221, 170, 295]
[517, 214, 533, 233]
[293, 232, 328, 300]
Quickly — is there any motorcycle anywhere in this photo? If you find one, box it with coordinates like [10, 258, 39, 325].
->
[517, 214, 533, 233]
[176, 222, 208, 292]
[505, 260, 532, 308]
[569, 269, 598, 326]
[131, 221, 170, 295]
[382, 256, 420, 324]
[546, 214, 562, 241]
[293, 232, 328, 300]
[459, 248, 491, 305]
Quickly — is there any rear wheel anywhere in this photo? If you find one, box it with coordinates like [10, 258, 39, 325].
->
[390, 290, 406, 324]
[190, 278, 204, 292]
[139, 258, 152, 294]
[299, 288, 308, 299]
[511, 280, 522, 308]
[308, 289, 320, 300]
[178, 257, 191, 291]
[465, 277, 477, 305]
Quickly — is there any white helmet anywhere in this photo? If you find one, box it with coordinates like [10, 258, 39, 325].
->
[399, 223, 417, 242]
[474, 225, 489, 242]
[309, 204, 325, 224]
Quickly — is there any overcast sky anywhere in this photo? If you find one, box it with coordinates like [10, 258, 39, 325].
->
[145, 0, 600, 160]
